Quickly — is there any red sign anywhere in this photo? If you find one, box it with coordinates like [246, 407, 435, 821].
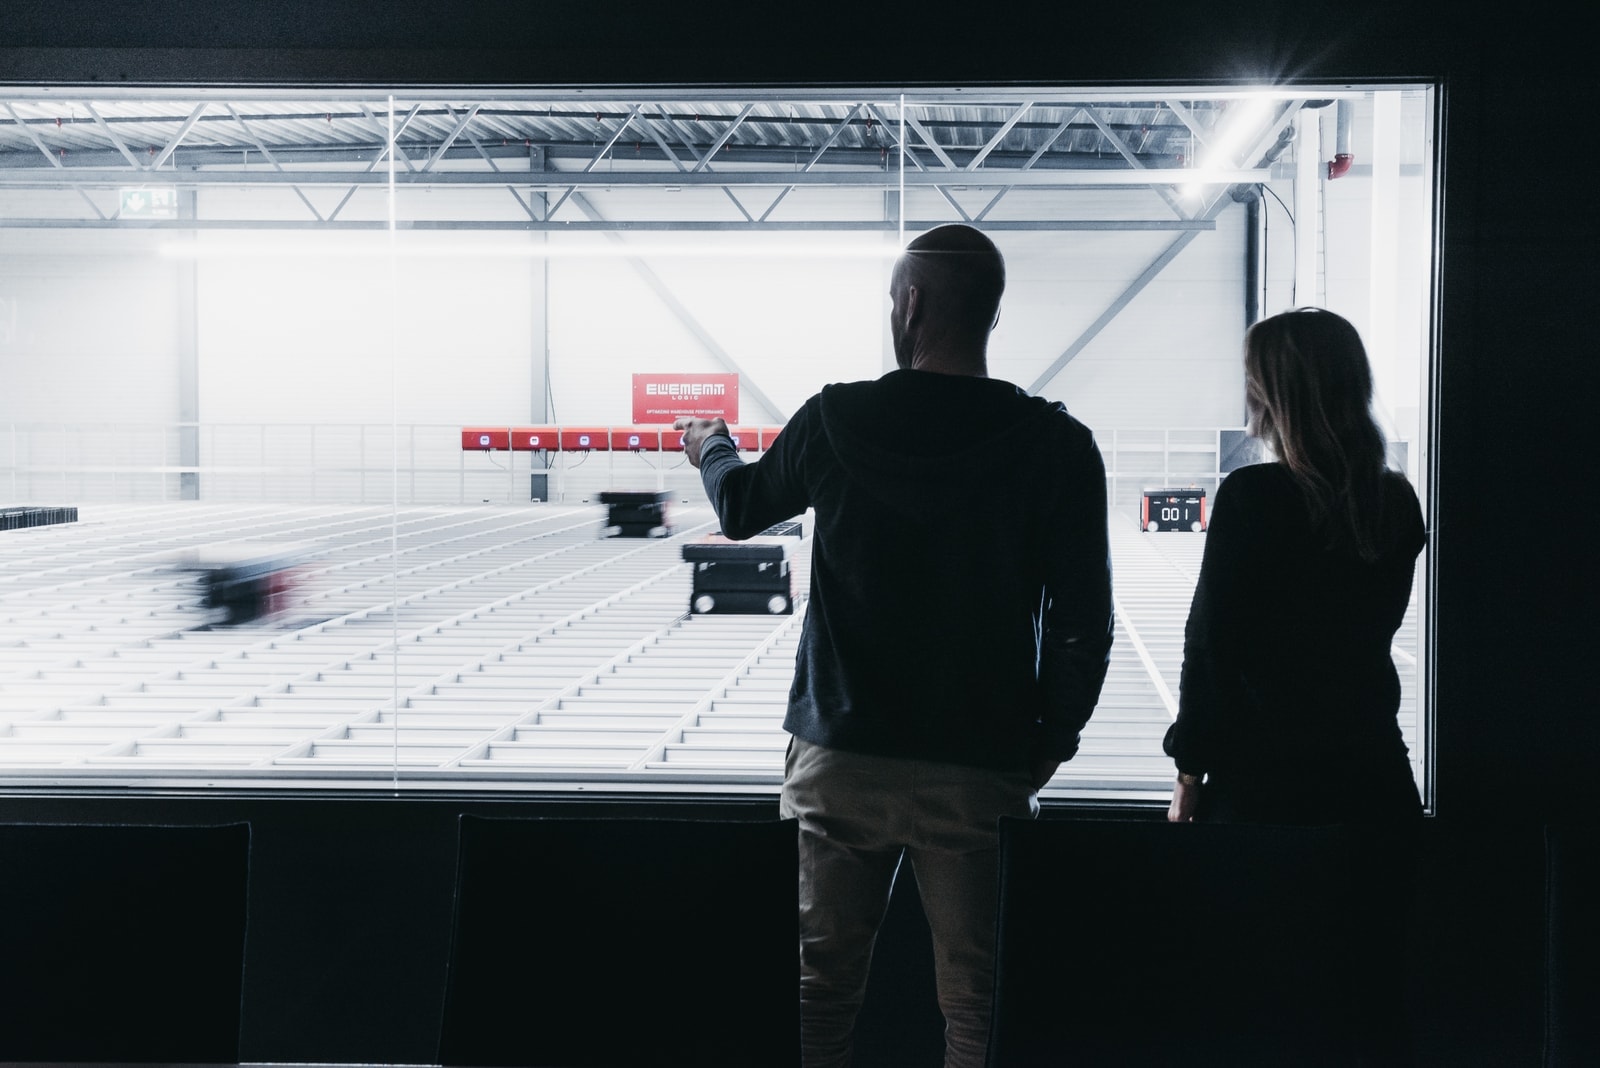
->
[632, 373, 739, 424]
[461, 427, 510, 451]
[510, 426, 558, 451]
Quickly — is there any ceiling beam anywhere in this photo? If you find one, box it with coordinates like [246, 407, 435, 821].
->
[0, 167, 1267, 189]
[0, 217, 1216, 232]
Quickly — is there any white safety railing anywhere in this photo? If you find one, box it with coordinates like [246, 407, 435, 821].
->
[2, 422, 1414, 511]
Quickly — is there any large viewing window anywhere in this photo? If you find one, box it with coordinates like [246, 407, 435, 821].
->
[0, 86, 1437, 801]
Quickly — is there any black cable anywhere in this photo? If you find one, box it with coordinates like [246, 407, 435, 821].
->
[1261, 183, 1294, 225]
[1258, 183, 1296, 312]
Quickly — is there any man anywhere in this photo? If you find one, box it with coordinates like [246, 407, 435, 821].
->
[675, 223, 1113, 1068]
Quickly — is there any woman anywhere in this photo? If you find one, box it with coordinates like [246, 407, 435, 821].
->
[1165, 307, 1426, 825]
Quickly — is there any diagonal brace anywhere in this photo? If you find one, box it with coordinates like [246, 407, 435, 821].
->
[227, 104, 325, 222]
[572, 193, 787, 422]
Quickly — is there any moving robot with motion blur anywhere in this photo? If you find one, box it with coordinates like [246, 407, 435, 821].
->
[177, 542, 309, 627]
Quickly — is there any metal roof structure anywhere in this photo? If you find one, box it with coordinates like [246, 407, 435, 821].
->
[0, 90, 1310, 232]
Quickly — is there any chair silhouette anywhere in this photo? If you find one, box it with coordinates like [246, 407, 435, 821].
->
[0, 821, 251, 1063]
[439, 814, 799, 1067]
[1547, 825, 1599, 1066]
[988, 817, 1411, 1068]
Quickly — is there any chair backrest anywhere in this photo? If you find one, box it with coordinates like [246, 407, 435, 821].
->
[1545, 825, 1597, 1067]
[989, 817, 1408, 1068]
[0, 821, 251, 1063]
[440, 814, 799, 1067]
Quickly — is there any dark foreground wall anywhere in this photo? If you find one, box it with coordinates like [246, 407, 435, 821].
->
[0, 795, 1579, 1066]
[2, 0, 1595, 1063]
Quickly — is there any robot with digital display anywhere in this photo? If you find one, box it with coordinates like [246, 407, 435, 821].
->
[1141, 487, 1208, 532]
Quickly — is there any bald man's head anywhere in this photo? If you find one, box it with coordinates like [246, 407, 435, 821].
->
[889, 225, 1006, 372]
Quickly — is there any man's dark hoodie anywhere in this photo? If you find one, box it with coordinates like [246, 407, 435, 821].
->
[696, 367, 1114, 773]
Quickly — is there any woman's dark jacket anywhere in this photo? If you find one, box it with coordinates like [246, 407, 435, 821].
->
[1163, 462, 1426, 822]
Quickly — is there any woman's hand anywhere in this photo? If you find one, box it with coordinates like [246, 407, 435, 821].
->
[1168, 775, 1202, 822]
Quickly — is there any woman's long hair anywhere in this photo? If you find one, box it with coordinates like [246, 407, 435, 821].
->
[1244, 308, 1391, 561]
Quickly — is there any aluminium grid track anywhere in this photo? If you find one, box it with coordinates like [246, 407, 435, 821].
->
[0, 504, 1419, 794]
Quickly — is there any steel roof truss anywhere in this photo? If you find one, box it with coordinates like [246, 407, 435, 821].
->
[1197, 100, 1302, 217]
[225, 104, 324, 223]
[326, 104, 424, 223]
[444, 102, 542, 223]
[883, 104, 976, 223]
[150, 104, 207, 172]
[647, 108, 756, 221]
[690, 103, 756, 174]
[1162, 99, 1213, 150]
[450, 103, 500, 174]
[974, 107, 1082, 222]
[0, 167, 1268, 189]
[1083, 105, 1192, 221]
[545, 105, 642, 221]
[4, 101, 64, 169]
[362, 103, 422, 174]
[1022, 109, 1085, 169]
[82, 102, 146, 172]
[0, 217, 1215, 233]
[900, 111, 960, 172]
[902, 105, 993, 223]
[3, 101, 105, 219]
[638, 111, 691, 173]
[867, 104, 925, 172]
[757, 102, 867, 223]
[935, 186, 974, 222]
[966, 101, 1035, 171]
[420, 103, 483, 174]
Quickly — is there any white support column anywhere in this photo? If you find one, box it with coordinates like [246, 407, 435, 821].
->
[177, 170, 200, 500]
[882, 191, 900, 374]
[529, 182, 551, 504]
[1294, 108, 1322, 307]
[1368, 92, 1403, 443]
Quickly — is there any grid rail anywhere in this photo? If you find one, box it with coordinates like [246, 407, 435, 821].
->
[0, 503, 1418, 795]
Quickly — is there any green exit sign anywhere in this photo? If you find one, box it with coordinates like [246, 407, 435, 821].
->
[120, 187, 178, 219]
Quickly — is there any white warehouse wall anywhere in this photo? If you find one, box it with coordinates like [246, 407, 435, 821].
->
[999, 222, 1249, 430]
[0, 227, 183, 425]
[4, 171, 1263, 503]
[194, 234, 541, 427]
[543, 237, 887, 426]
[1255, 90, 1434, 482]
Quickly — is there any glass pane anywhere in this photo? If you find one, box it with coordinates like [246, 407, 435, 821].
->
[0, 86, 1435, 803]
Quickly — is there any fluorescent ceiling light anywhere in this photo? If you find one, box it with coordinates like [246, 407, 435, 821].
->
[1181, 95, 1276, 200]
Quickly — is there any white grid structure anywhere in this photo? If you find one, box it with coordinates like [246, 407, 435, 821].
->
[0, 503, 1418, 795]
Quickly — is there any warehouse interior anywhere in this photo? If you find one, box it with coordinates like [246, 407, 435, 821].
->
[0, 0, 1594, 1065]
[0, 86, 1434, 801]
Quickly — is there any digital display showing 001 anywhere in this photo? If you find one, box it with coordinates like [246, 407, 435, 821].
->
[1141, 489, 1207, 533]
